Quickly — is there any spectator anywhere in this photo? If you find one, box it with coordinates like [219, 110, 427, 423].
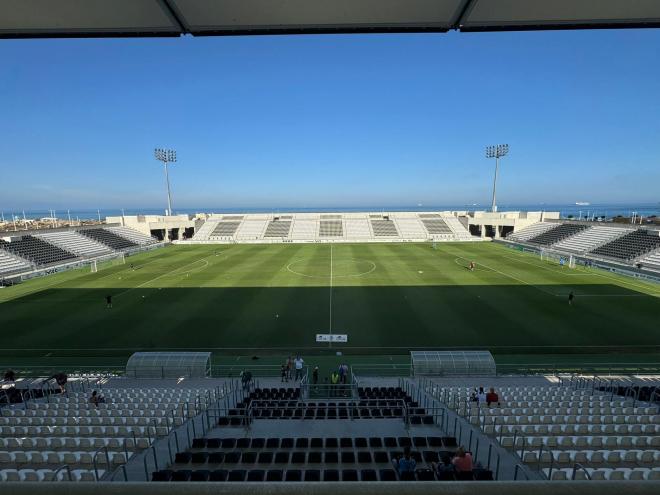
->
[486, 387, 500, 407]
[433, 454, 456, 476]
[294, 355, 304, 380]
[393, 446, 416, 476]
[286, 356, 293, 380]
[280, 364, 288, 383]
[89, 390, 105, 407]
[452, 447, 473, 473]
[330, 370, 339, 396]
[470, 389, 478, 402]
[3, 370, 16, 382]
[477, 386, 486, 405]
[240, 370, 252, 392]
[340, 363, 349, 384]
[45, 372, 68, 393]
[312, 366, 319, 387]
[338, 364, 345, 384]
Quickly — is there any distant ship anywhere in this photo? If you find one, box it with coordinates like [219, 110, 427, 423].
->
[575, 202, 590, 206]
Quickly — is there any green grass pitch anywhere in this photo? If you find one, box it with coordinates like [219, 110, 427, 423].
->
[1, 242, 659, 369]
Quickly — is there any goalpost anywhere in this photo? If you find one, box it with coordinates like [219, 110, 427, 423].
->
[90, 253, 126, 273]
[540, 248, 575, 268]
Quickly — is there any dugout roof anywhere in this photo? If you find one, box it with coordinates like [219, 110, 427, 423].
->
[411, 350, 496, 376]
[125, 351, 211, 379]
[2, 1, 660, 39]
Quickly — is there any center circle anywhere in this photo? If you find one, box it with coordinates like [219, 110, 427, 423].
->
[287, 257, 376, 278]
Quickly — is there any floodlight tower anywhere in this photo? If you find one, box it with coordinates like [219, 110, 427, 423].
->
[154, 148, 177, 216]
[485, 144, 509, 213]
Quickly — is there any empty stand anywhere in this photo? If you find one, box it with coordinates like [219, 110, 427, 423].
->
[106, 226, 157, 245]
[235, 218, 269, 240]
[78, 228, 138, 251]
[421, 218, 452, 236]
[0, 386, 216, 482]
[639, 250, 660, 271]
[35, 231, 112, 258]
[370, 219, 399, 237]
[319, 220, 343, 237]
[210, 222, 241, 238]
[344, 218, 372, 239]
[553, 226, 633, 254]
[394, 218, 427, 239]
[0, 249, 32, 275]
[443, 216, 473, 240]
[290, 219, 318, 240]
[527, 224, 590, 246]
[0, 236, 77, 266]
[263, 220, 292, 238]
[507, 222, 556, 242]
[590, 229, 660, 262]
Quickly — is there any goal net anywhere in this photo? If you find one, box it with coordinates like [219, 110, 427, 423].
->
[90, 253, 125, 273]
[539, 248, 575, 268]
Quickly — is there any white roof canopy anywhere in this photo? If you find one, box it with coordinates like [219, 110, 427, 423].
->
[1, 0, 659, 38]
[125, 351, 211, 378]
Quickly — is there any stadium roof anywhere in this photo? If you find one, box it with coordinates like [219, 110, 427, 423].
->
[2, 0, 660, 39]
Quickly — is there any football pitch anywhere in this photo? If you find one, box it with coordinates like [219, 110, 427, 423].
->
[1, 242, 659, 371]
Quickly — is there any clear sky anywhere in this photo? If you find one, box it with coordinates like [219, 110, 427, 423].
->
[1, 29, 659, 210]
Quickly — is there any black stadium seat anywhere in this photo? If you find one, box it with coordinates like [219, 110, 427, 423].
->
[266, 470, 283, 481]
[379, 469, 397, 481]
[324, 469, 340, 481]
[172, 470, 192, 482]
[191, 470, 210, 481]
[209, 470, 228, 481]
[228, 470, 246, 481]
[285, 470, 302, 481]
[361, 469, 378, 481]
[247, 470, 265, 481]
[305, 469, 321, 481]
[342, 469, 359, 481]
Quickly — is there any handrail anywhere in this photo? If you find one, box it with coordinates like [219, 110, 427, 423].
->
[52, 464, 73, 481]
[571, 462, 592, 480]
[513, 463, 529, 480]
[109, 464, 128, 482]
[92, 445, 110, 481]
[143, 445, 158, 481]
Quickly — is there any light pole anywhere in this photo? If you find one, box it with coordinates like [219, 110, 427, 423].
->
[154, 148, 177, 216]
[485, 144, 509, 213]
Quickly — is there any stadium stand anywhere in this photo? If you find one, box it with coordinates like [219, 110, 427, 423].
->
[393, 217, 427, 239]
[34, 231, 113, 258]
[430, 382, 660, 481]
[343, 218, 373, 239]
[421, 218, 452, 236]
[188, 212, 475, 243]
[78, 228, 138, 251]
[639, 250, 660, 271]
[0, 385, 215, 482]
[235, 218, 269, 240]
[552, 226, 634, 254]
[290, 219, 318, 240]
[319, 220, 343, 237]
[0, 249, 32, 276]
[507, 222, 556, 242]
[192, 219, 220, 240]
[370, 219, 399, 237]
[209, 222, 242, 239]
[160, 384, 474, 483]
[263, 220, 292, 238]
[526, 224, 590, 246]
[106, 226, 158, 246]
[589, 229, 660, 262]
[0, 236, 77, 266]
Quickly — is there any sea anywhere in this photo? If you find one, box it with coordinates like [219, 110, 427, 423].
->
[1, 203, 658, 222]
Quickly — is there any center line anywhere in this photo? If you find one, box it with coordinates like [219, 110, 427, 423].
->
[329, 243, 333, 335]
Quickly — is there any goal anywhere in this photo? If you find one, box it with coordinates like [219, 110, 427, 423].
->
[540, 248, 575, 268]
[90, 253, 125, 273]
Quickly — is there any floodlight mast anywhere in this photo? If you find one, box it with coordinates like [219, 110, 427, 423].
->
[485, 144, 509, 213]
[154, 148, 177, 216]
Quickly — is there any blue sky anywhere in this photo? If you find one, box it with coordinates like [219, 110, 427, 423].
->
[1, 29, 659, 210]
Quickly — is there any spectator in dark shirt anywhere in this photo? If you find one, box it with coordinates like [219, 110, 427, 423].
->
[486, 387, 500, 407]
